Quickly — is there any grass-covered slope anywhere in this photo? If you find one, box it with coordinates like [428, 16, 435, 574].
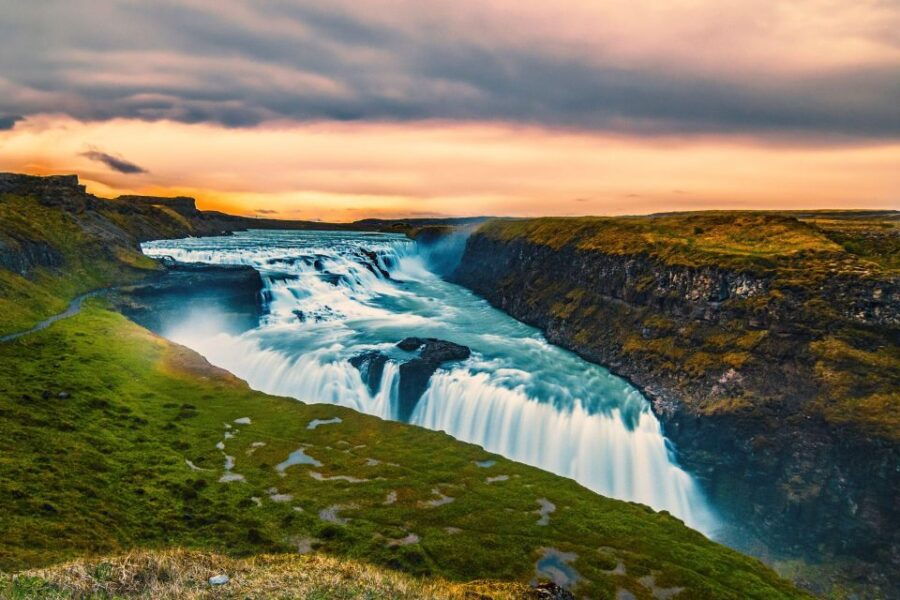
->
[0, 303, 807, 599]
[0, 193, 189, 335]
[480, 211, 899, 275]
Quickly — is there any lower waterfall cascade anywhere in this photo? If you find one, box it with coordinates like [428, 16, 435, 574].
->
[142, 230, 718, 534]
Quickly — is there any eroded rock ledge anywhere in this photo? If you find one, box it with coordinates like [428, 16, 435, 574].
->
[113, 261, 264, 335]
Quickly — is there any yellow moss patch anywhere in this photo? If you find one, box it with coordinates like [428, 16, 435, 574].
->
[698, 396, 754, 416]
[811, 338, 898, 370]
[819, 393, 900, 442]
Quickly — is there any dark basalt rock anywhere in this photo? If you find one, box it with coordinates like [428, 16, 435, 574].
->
[0, 237, 65, 276]
[452, 229, 900, 593]
[348, 338, 471, 421]
[349, 351, 389, 395]
[397, 337, 471, 362]
[358, 249, 390, 278]
[395, 338, 470, 421]
[113, 261, 264, 335]
[529, 582, 576, 600]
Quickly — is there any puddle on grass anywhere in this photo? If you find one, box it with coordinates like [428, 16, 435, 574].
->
[475, 460, 496, 468]
[266, 487, 293, 502]
[486, 475, 509, 483]
[533, 547, 582, 590]
[218, 452, 246, 482]
[638, 575, 684, 600]
[309, 471, 369, 483]
[234, 417, 252, 425]
[420, 488, 455, 507]
[319, 504, 356, 525]
[246, 441, 266, 456]
[307, 417, 342, 430]
[185, 459, 209, 471]
[293, 536, 319, 553]
[276, 447, 323, 473]
[535, 498, 556, 525]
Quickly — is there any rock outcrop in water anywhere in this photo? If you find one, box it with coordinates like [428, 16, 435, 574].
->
[350, 338, 471, 421]
[451, 214, 900, 595]
[349, 351, 390, 395]
[396, 337, 471, 420]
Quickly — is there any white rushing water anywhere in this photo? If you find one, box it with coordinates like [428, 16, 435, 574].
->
[143, 230, 718, 533]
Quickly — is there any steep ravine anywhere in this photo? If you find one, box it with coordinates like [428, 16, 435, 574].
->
[450, 218, 899, 595]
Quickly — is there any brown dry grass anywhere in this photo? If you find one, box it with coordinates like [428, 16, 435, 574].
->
[2, 549, 533, 599]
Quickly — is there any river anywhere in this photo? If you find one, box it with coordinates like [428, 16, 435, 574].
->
[142, 229, 717, 534]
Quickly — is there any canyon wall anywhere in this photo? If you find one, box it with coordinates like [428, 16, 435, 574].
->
[451, 215, 899, 590]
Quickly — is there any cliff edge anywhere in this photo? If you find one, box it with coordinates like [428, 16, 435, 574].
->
[452, 212, 899, 596]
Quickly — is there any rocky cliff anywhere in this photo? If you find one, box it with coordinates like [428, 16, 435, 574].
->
[451, 212, 899, 595]
[0, 173, 347, 335]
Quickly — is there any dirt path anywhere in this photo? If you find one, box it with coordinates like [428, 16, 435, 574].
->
[0, 291, 103, 343]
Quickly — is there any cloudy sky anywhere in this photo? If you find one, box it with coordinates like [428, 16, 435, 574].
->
[1, 0, 898, 220]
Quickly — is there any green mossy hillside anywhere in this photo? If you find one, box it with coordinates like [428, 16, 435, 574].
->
[0, 194, 187, 335]
[479, 211, 898, 278]
[0, 304, 808, 599]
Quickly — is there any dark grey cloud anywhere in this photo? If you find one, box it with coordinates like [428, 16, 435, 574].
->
[0, 115, 22, 130]
[0, 1, 897, 142]
[81, 149, 147, 174]
[255, 209, 279, 214]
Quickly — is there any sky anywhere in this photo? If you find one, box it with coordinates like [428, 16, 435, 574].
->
[0, 0, 898, 220]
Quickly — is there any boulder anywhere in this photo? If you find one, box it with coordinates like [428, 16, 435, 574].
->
[396, 337, 471, 362]
[530, 582, 575, 600]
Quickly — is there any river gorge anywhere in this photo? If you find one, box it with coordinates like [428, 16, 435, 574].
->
[141, 229, 719, 536]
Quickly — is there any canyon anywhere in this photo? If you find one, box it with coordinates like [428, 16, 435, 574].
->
[451, 215, 899, 595]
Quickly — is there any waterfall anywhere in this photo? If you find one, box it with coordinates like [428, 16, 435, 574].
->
[410, 370, 713, 526]
[143, 230, 718, 534]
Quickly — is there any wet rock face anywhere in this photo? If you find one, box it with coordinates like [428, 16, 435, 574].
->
[349, 351, 389, 395]
[397, 337, 471, 362]
[349, 338, 471, 421]
[452, 231, 900, 587]
[0, 238, 64, 275]
[113, 262, 264, 335]
[395, 338, 470, 421]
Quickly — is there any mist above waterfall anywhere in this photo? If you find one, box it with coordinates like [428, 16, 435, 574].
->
[142, 229, 718, 534]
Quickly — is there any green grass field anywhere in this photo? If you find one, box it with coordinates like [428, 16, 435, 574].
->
[0, 303, 808, 599]
[479, 211, 899, 276]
